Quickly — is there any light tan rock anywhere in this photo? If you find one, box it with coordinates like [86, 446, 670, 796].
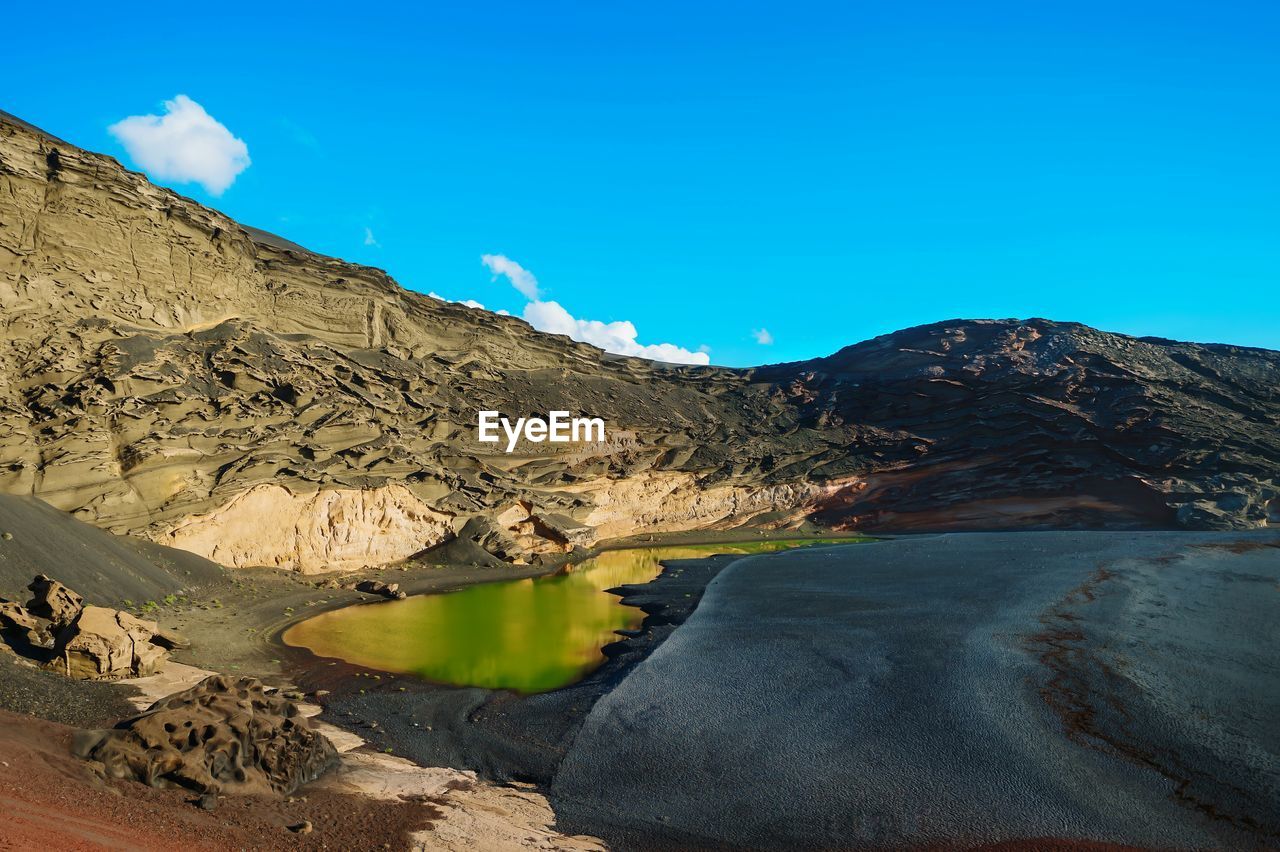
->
[50, 605, 168, 680]
[25, 574, 84, 626]
[568, 471, 855, 541]
[152, 483, 454, 573]
[0, 600, 49, 649]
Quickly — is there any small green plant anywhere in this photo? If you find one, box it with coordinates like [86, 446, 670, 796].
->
[0, 531, 12, 541]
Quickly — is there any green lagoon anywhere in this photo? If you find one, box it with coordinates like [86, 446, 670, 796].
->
[283, 538, 865, 693]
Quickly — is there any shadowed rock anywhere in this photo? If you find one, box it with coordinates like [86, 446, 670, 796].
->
[25, 574, 83, 626]
[75, 675, 337, 797]
[353, 579, 407, 600]
[0, 600, 50, 652]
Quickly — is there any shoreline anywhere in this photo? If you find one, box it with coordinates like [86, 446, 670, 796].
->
[285, 546, 766, 785]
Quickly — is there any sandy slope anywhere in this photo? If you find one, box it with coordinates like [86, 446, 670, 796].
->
[0, 495, 223, 604]
[551, 531, 1280, 849]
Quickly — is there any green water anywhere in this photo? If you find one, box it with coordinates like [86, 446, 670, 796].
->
[282, 538, 865, 693]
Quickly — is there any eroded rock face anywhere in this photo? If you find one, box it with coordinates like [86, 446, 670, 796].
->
[25, 574, 84, 626]
[75, 675, 337, 796]
[2, 575, 184, 676]
[152, 483, 454, 573]
[0, 110, 1276, 569]
[0, 600, 50, 651]
[49, 605, 168, 680]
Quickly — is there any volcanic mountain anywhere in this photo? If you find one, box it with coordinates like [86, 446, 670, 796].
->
[1, 110, 1276, 571]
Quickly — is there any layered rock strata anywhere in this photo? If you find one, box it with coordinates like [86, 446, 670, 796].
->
[0, 110, 1276, 570]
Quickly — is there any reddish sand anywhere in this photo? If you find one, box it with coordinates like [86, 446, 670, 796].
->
[0, 709, 437, 850]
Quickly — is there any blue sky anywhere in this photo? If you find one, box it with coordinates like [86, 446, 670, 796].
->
[4, 1, 1278, 364]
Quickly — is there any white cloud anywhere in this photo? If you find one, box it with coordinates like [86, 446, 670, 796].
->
[363, 227, 380, 247]
[753, 328, 774, 345]
[108, 95, 250, 195]
[481, 254, 541, 300]
[523, 300, 710, 365]
[429, 291, 491, 312]
[468, 254, 709, 364]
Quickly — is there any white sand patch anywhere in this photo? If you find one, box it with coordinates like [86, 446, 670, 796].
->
[118, 661, 216, 711]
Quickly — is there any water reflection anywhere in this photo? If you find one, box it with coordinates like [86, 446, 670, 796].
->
[283, 538, 864, 693]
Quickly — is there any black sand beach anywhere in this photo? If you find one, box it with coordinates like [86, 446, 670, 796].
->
[548, 532, 1280, 849]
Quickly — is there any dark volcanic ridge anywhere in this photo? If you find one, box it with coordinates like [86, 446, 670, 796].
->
[0, 108, 1276, 573]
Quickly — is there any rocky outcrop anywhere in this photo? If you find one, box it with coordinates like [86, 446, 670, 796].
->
[1, 574, 181, 678]
[49, 605, 168, 680]
[353, 579, 407, 600]
[25, 574, 84, 626]
[763, 322, 1280, 533]
[568, 471, 859, 540]
[74, 675, 337, 796]
[0, 600, 49, 651]
[0, 110, 1276, 571]
[152, 483, 454, 573]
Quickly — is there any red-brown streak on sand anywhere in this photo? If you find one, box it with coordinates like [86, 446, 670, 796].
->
[1191, 539, 1280, 555]
[0, 708, 439, 850]
[1022, 556, 1275, 839]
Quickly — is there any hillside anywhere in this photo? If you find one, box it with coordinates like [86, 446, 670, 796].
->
[1, 109, 1276, 571]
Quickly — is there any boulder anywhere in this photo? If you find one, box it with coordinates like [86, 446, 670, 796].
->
[1176, 500, 1254, 530]
[25, 574, 84, 626]
[353, 579, 407, 600]
[533, 512, 596, 548]
[48, 605, 168, 680]
[0, 600, 50, 651]
[74, 675, 337, 796]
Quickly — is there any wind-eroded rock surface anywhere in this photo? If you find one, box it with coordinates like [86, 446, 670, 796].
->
[0, 110, 1276, 569]
[75, 675, 336, 797]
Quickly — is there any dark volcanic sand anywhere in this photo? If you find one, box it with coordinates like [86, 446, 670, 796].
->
[548, 531, 1280, 850]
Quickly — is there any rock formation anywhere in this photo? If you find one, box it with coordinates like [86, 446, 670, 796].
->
[0, 600, 49, 652]
[75, 675, 337, 797]
[49, 605, 168, 680]
[352, 579, 407, 600]
[26, 574, 83, 626]
[0, 573, 179, 679]
[0, 110, 1276, 570]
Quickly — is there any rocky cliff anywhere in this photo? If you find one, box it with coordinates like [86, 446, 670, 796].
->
[1, 110, 1276, 571]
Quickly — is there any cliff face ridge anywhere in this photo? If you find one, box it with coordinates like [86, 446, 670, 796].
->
[1, 110, 1275, 571]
